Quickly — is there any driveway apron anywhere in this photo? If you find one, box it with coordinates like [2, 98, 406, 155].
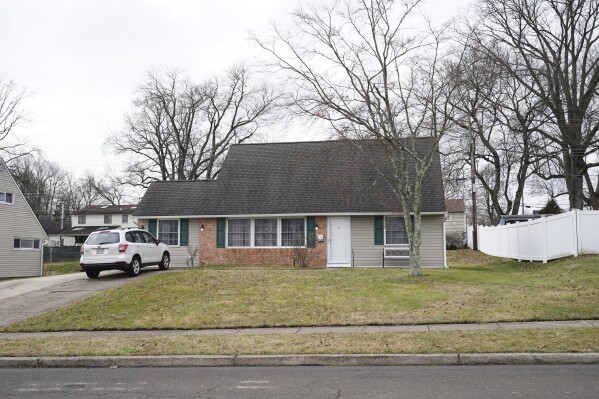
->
[0, 269, 163, 328]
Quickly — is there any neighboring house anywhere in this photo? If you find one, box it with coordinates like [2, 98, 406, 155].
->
[62, 204, 138, 244]
[0, 158, 48, 278]
[40, 220, 75, 247]
[134, 139, 447, 268]
[445, 199, 466, 246]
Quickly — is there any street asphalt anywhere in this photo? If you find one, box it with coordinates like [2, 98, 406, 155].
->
[1, 365, 598, 398]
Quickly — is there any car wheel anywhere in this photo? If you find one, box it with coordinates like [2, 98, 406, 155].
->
[85, 270, 100, 279]
[159, 253, 170, 270]
[128, 256, 141, 277]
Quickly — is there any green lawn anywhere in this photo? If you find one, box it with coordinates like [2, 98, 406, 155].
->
[0, 328, 597, 357]
[43, 261, 81, 276]
[4, 250, 599, 332]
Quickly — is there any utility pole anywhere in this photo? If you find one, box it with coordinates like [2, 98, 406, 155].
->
[469, 114, 478, 250]
[60, 203, 64, 230]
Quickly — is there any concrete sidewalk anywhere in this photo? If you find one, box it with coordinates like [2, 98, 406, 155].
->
[1, 320, 597, 368]
[1, 319, 597, 341]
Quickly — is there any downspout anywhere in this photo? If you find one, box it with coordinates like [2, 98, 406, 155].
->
[443, 213, 448, 269]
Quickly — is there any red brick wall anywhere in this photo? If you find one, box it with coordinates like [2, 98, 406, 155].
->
[199, 217, 327, 268]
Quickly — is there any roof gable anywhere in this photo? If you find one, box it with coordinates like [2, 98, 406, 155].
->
[0, 158, 48, 239]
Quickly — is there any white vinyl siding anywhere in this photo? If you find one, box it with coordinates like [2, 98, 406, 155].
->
[0, 161, 46, 278]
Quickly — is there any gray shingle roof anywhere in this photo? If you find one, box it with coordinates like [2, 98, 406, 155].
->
[445, 199, 465, 213]
[134, 138, 445, 217]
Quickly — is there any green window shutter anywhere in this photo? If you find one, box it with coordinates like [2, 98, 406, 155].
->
[374, 216, 384, 245]
[306, 216, 316, 248]
[149, 219, 157, 237]
[180, 219, 189, 246]
[216, 218, 226, 248]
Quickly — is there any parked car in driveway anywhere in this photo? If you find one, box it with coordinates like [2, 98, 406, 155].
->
[80, 228, 170, 279]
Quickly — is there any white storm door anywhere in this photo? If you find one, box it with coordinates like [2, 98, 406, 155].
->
[328, 216, 351, 267]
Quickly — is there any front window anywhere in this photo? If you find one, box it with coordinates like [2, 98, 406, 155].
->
[78, 215, 86, 224]
[122, 214, 129, 223]
[281, 218, 305, 247]
[228, 219, 251, 247]
[158, 219, 179, 246]
[13, 238, 40, 250]
[254, 218, 278, 247]
[0, 191, 13, 204]
[385, 216, 408, 245]
[104, 215, 112, 224]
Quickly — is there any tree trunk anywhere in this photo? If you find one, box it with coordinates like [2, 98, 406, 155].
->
[408, 212, 423, 276]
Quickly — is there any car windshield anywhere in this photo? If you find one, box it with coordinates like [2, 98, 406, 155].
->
[86, 232, 120, 245]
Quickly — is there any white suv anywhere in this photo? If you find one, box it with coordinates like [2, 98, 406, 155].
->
[80, 228, 171, 279]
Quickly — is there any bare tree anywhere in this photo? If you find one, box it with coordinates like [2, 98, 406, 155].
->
[0, 77, 34, 162]
[444, 44, 548, 221]
[255, 0, 458, 276]
[82, 171, 131, 205]
[108, 66, 279, 187]
[10, 155, 69, 219]
[471, 0, 599, 210]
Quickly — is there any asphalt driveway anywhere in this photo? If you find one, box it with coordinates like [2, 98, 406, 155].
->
[0, 268, 167, 329]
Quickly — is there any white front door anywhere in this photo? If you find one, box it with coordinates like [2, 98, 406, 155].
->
[328, 216, 351, 267]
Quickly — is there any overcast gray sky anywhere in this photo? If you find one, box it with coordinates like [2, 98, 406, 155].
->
[0, 0, 472, 176]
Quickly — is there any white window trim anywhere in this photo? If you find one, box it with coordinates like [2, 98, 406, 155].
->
[13, 238, 41, 251]
[157, 218, 180, 247]
[0, 191, 14, 205]
[226, 217, 307, 248]
[384, 216, 409, 246]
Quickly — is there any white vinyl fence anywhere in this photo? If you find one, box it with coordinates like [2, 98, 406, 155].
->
[468, 210, 599, 263]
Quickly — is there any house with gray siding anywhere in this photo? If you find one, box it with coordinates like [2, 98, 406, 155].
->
[445, 199, 466, 246]
[134, 139, 447, 268]
[0, 158, 47, 278]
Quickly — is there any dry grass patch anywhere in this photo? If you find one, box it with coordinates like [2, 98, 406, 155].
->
[0, 328, 597, 357]
[4, 251, 599, 332]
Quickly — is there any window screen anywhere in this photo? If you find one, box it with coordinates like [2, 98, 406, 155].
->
[158, 220, 179, 246]
[228, 219, 251, 247]
[281, 218, 305, 246]
[385, 217, 408, 244]
[254, 219, 277, 247]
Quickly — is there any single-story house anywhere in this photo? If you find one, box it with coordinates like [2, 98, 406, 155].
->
[134, 139, 447, 268]
[63, 204, 139, 244]
[445, 199, 466, 246]
[40, 220, 75, 247]
[0, 158, 48, 278]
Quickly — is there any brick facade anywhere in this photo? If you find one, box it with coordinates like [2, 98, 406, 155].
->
[199, 217, 328, 268]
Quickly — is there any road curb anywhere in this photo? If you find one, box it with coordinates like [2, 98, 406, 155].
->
[1, 353, 598, 368]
